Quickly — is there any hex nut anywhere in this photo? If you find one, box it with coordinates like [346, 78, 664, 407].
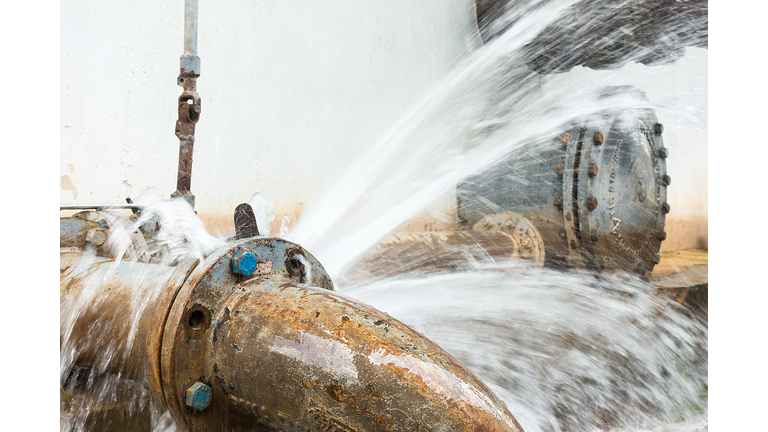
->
[587, 163, 598, 177]
[661, 202, 671, 214]
[85, 228, 107, 246]
[593, 131, 604, 145]
[661, 175, 671, 186]
[656, 147, 669, 159]
[554, 196, 564, 210]
[657, 231, 667, 241]
[185, 382, 212, 411]
[654, 123, 664, 135]
[232, 251, 258, 277]
[586, 197, 598, 211]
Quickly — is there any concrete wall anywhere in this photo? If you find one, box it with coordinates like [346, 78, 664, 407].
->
[61, 0, 482, 235]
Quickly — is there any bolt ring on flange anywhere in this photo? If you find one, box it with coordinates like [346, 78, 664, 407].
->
[146, 238, 332, 426]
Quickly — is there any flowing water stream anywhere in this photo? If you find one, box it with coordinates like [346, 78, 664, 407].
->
[61, 1, 707, 431]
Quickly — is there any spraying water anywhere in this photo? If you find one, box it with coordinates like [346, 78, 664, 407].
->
[339, 267, 706, 432]
[61, 1, 706, 431]
[287, 0, 705, 278]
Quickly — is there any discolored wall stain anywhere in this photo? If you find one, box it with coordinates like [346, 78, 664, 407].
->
[61, 175, 78, 199]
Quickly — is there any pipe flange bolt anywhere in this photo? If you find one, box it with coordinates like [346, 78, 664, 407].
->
[185, 382, 212, 411]
[85, 228, 107, 246]
[232, 251, 258, 277]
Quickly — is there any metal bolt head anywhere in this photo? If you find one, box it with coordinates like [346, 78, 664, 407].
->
[656, 147, 669, 159]
[587, 163, 598, 177]
[232, 251, 258, 277]
[654, 123, 664, 135]
[554, 196, 564, 210]
[85, 228, 107, 246]
[554, 164, 564, 176]
[586, 197, 598, 211]
[593, 131, 604, 146]
[661, 202, 671, 214]
[661, 174, 671, 186]
[185, 382, 212, 411]
[521, 238, 533, 249]
[657, 231, 667, 241]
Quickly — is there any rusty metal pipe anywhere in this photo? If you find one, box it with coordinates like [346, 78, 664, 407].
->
[60, 252, 197, 382]
[346, 212, 544, 281]
[61, 236, 525, 431]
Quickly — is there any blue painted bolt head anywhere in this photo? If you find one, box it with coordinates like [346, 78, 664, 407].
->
[231, 251, 257, 277]
[185, 382, 212, 411]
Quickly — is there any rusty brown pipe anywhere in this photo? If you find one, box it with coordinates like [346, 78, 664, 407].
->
[61, 237, 524, 431]
[346, 212, 545, 281]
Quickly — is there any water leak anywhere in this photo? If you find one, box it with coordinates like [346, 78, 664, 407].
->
[61, 0, 706, 431]
[338, 267, 706, 432]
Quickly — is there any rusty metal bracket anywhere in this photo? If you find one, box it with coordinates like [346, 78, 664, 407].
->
[172, 0, 202, 209]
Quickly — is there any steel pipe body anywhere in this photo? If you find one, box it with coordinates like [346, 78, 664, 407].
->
[458, 92, 669, 277]
[60, 252, 194, 381]
[61, 236, 525, 432]
[346, 224, 544, 281]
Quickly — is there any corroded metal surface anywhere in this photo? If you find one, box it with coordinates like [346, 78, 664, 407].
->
[60, 217, 113, 258]
[172, 0, 202, 208]
[62, 229, 525, 432]
[345, 229, 542, 281]
[163, 278, 523, 432]
[234, 203, 260, 239]
[472, 211, 545, 267]
[457, 87, 669, 276]
[61, 255, 180, 381]
[71, 210, 151, 261]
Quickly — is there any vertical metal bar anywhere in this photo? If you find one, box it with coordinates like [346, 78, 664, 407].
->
[183, 0, 198, 56]
[173, 0, 201, 209]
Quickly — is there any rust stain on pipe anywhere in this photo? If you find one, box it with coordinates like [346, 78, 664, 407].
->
[62, 235, 525, 432]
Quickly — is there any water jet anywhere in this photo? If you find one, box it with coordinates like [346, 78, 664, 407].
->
[61, 1, 707, 431]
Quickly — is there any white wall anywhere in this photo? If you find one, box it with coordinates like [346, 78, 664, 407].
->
[61, 1, 706, 249]
[61, 0, 482, 233]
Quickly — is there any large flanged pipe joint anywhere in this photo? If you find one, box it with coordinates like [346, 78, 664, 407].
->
[457, 86, 669, 278]
[61, 223, 525, 431]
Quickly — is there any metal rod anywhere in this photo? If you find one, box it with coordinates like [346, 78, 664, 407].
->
[60, 204, 144, 211]
[183, 0, 198, 56]
[172, 0, 202, 209]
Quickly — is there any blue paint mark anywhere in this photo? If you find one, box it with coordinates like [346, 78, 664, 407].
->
[232, 251, 257, 277]
[186, 382, 212, 411]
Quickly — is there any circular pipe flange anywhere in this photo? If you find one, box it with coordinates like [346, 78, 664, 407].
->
[472, 211, 545, 268]
[456, 86, 669, 276]
[159, 237, 332, 430]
